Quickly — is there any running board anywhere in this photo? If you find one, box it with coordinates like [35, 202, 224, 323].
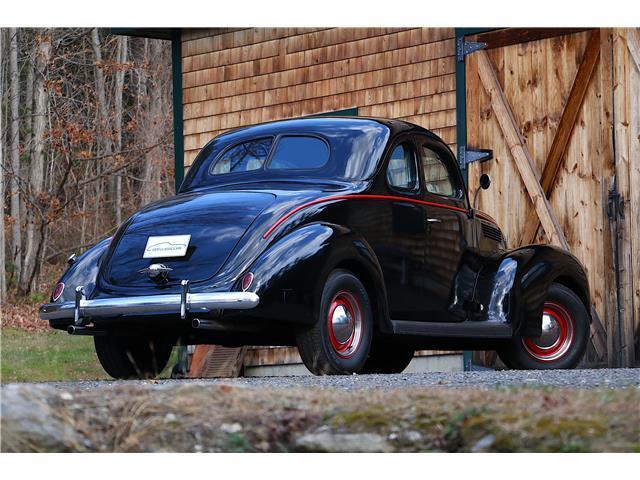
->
[391, 320, 513, 339]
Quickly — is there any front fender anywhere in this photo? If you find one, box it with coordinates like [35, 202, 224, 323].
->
[51, 237, 112, 303]
[248, 222, 389, 329]
[475, 244, 590, 336]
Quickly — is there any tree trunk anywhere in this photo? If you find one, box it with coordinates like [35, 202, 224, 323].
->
[22, 35, 34, 236]
[113, 35, 127, 226]
[9, 28, 22, 280]
[90, 28, 112, 234]
[141, 40, 164, 205]
[20, 31, 51, 294]
[1, 29, 7, 301]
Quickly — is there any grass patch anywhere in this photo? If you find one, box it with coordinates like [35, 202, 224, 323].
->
[1, 327, 177, 382]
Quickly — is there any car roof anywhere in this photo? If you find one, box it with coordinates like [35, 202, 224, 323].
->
[214, 116, 444, 143]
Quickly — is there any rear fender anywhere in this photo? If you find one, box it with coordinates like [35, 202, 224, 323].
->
[474, 245, 591, 336]
[50, 237, 112, 303]
[248, 223, 389, 330]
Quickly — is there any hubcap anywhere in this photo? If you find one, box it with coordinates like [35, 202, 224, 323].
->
[522, 302, 574, 362]
[327, 291, 363, 358]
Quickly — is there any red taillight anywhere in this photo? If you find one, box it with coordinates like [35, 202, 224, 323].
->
[52, 282, 65, 301]
[241, 272, 254, 291]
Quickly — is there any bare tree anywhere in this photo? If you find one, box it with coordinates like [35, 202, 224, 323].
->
[1, 28, 7, 301]
[1, 29, 173, 297]
[20, 31, 51, 293]
[9, 28, 21, 280]
[90, 28, 112, 234]
[113, 35, 127, 226]
[141, 39, 170, 205]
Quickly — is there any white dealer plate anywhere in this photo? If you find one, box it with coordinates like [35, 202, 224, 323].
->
[143, 235, 191, 258]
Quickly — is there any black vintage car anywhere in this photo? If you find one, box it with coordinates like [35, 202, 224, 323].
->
[40, 117, 591, 378]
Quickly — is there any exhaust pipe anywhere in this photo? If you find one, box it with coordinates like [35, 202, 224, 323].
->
[191, 318, 219, 330]
[67, 325, 104, 336]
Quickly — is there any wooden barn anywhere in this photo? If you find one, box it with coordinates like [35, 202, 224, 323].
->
[117, 27, 640, 373]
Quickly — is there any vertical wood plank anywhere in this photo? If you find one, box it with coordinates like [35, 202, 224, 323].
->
[612, 29, 636, 366]
[520, 30, 601, 246]
[476, 49, 570, 250]
[624, 28, 640, 364]
[598, 28, 619, 366]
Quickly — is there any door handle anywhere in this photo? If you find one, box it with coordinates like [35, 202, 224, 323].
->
[425, 218, 442, 224]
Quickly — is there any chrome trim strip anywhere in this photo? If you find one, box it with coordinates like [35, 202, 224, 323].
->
[39, 291, 260, 321]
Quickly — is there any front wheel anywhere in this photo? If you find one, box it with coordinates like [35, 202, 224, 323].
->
[497, 283, 589, 370]
[296, 269, 373, 375]
[94, 335, 174, 379]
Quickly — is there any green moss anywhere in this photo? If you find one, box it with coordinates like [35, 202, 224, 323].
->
[533, 417, 607, 438]
[330, 406, 393, 429]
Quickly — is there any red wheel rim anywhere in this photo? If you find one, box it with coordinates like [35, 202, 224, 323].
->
[522, 302, 574, 362]
[327, 290, 363, 358]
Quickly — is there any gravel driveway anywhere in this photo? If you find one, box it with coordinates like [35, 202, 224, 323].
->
[35, 367, 640, 392]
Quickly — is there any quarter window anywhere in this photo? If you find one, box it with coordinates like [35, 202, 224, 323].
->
[420, 146, 455, 197]
[268, 136, 329, 170]
[210, 137, 273, 175]
[386, 143, 418, 190]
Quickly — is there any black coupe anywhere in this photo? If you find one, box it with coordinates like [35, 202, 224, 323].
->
[40, 117, 591, 377]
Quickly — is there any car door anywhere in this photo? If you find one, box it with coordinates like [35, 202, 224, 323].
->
[375, 137, 432, 321]
[414, 136, 470, 322]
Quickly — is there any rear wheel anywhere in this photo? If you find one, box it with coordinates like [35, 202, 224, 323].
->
[296, 269, 373, 375]
[361, 339, 414, 374]
[94, 335, 174, 379]
[497, 283, 589, 370]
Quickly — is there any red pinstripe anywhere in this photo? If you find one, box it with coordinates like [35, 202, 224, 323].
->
[263, 194, 497, 239]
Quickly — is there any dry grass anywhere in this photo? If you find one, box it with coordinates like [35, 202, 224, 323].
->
[2, 265, 59, 333]
[2, 303, 50, 333]
[4, 382, 638, 452]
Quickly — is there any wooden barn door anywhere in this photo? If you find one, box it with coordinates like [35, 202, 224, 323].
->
[463, 28, 614, 365]
[611, 28, 640, 366]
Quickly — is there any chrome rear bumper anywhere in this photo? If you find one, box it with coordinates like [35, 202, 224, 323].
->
[39, 284, 259, 324]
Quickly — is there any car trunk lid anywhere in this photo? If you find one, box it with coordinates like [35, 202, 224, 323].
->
[103, 190, 275, 288]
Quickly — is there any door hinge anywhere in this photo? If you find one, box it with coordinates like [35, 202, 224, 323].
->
[608, 187, 625, 221]
[457, 38, 487, 62]
[458, 146, 493, 169]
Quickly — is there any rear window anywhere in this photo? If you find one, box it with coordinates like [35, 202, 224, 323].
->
[210, 137, 273, 175]
[268, 136, 329, 170]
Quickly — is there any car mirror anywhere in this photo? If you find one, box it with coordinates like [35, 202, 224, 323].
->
[480, 174, 491, 190]
[473, 174, 491, 210]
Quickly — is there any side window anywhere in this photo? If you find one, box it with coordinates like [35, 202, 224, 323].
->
[386, 143, 418, 191]
[420, 145, 455, 197]
[268, 136, 329, 170]
[210, 137, 273, 175]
